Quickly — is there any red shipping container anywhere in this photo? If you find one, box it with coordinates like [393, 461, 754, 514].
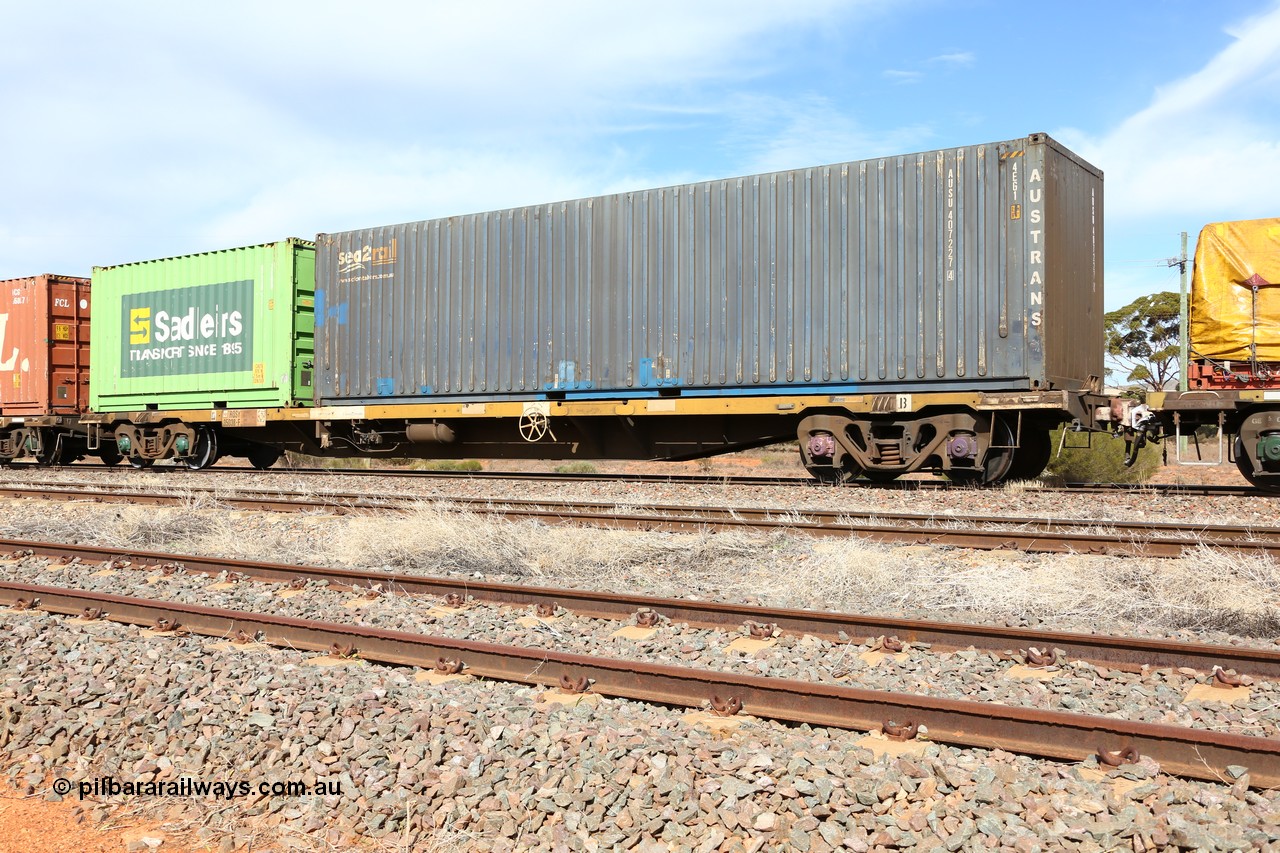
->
[0, 275, 92, 416]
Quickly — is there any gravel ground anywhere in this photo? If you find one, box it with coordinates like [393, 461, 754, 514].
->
[5, 607, 1280, 853]
[3, 552, 1278, 742]
[4, 473, 1280, 851]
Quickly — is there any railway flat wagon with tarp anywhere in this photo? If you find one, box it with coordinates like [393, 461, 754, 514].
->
[86, 239, 318, 469]
[310, 132, 1107, 483]
[1146, 217, 1280, 488]
[0, 274, 95, 464]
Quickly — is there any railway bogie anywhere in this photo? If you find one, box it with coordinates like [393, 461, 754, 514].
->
[92, 416, 322, 470]
[798, 405, 1066, 485]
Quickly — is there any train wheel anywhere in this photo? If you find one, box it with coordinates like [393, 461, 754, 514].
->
[805, 465, 858, 484]
[1234, 437, 1280, 491]
[185, 427, 220, 470]
[98, 445, 123, 466]
[35, 432, 62, 466]
[946, 419, 1017, 485]
[128, 457, 154, 470]
[1004, 428, 1052, 482]
[247, 446, 282, 470]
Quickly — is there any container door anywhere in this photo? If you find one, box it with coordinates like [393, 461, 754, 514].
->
[291, 243, 316, 405]
[45, 279, 91, 413]
[0, 279, 47, 414]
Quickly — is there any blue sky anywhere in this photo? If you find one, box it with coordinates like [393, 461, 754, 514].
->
[1, 1, 1277, 311]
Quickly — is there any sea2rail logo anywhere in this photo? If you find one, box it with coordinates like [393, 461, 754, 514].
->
[120, 280, 254, 378]
[337, 238, 397, 275]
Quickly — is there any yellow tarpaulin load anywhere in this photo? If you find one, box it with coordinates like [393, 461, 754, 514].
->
[1190, 217, 1280, 361]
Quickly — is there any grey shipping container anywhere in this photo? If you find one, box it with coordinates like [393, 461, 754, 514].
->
[315, 132, 1102, 405]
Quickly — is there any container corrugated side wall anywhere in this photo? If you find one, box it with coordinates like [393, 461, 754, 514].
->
[90, 240, 314, 411]
[316, 134, 1102, 404]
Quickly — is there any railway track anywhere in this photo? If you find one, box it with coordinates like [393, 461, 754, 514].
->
[4, 536, 1278, 677]
[4, 460, 1262, 497]
[3, 575, 1278, 788]
[1, 480, 1278, 559]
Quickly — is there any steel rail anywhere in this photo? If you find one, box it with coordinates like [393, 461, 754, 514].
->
[6, 461, 1264, 497]
[0, 479, 1269, 537]
[1, 483, 1279, 558]
[0, 479, 1267, 540]
[2, 580, 1277, 788]
[3, 537, 1278, 678]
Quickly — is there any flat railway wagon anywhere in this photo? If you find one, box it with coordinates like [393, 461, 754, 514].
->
[308, 132, 1107, 483]
[1146, 218, 1280, 488]
[0, 274, 98, 465]
[76, 132, 1110, 482]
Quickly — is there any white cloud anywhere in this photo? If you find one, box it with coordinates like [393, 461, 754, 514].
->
[1051, 3, 1280, 307]
[882, 69, 924, 83]
[0, 0, 879, 274]
[882, 49, 974, 85]
[724, 94, 935, 175]
[928, 51, 975, 66]
[1056, 4, 1280, 224]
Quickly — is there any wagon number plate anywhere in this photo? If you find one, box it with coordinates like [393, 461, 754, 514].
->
[219, 409, 267, 428]
[872, 394, 913, 413]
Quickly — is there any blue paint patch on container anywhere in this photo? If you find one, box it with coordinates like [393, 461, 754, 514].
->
[639, 358, 679, 388]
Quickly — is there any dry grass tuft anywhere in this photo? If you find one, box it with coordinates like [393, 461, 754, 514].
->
[328, 503, 531, 575]
[759, 537, 1280, 636]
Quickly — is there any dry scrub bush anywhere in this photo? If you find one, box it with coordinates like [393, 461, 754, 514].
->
[1045, 426, 1160, 484]
[324, 504, 530, 576]
[314, 503, 760, 588]
[7, 497, 1280, 638]
[183, 513, 321, 565]
[523, 525, 759, 590]
[1131, 546, 1280, 634]
[0, 500, 223, 551]
[763, 538, 1280, 637]
[0, 506, 87, 543]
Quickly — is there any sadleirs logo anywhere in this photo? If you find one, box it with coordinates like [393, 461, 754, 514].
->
[338, 238, 397, 275]
[120, 280, 254, 378]
[130, 307, 151, 344]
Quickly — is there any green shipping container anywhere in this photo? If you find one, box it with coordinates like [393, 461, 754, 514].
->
[90, 239, 315, 411]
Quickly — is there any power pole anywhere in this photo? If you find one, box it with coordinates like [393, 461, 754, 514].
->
[1176, 231, 1189, 392]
